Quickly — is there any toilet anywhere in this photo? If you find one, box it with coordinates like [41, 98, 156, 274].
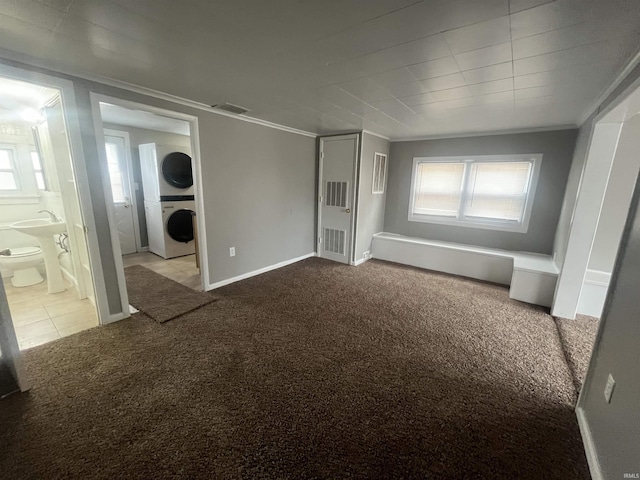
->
[0, 247, 45, 287]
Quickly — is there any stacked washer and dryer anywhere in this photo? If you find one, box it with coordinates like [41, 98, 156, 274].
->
[139, 143, 197, 259]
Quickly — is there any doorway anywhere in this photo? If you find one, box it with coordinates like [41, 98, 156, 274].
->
[318, 134, 359, 265]
[90, 94, 208, 310]
[0, 73, 99, 351]
[104, 129, 140, 256]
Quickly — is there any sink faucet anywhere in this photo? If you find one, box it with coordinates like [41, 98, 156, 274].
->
[38, 209, 60, 222]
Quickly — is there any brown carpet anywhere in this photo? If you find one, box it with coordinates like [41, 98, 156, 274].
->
[124, 264, 216, 322]
[555, 315, 600, 392]
[0, 258, 588, 479]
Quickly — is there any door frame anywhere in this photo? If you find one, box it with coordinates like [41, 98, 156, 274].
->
[103, 128, 142, 253]
[0, 62, 106, 325]
[89, 93, 209, 314]
[317, 133, 360, 265]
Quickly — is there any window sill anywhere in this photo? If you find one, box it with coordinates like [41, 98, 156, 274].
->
[407, 213, 529, 233]
[0, 194, 41, 205]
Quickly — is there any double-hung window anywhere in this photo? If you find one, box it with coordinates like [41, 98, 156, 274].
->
[0, 145, 20, 191]
[408, 154, 541, 233]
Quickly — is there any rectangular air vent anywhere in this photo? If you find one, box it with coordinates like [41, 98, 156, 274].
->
[324, 228, 346, 255]
[326, 181, 348, 207]
[211, 103, 250, 115]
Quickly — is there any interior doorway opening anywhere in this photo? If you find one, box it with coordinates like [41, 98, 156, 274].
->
[0, 74, 99, 350]
[90, 95, 207, 315]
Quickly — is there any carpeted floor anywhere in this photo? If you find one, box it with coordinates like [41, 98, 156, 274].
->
[0, 258, 589, 479]
[124, 265, 217, 323]
[555, 315, 600, 392]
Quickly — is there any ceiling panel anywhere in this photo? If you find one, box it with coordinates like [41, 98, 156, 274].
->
[461, 62, 514, 84]
[443, 16, 511, 54]
[0, 0, 637, 139]
[407, 56, 460, 81]
[454, 42, 513, 71]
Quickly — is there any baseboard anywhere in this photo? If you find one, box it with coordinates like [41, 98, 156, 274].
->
[577, 269, 611, 317]
[101, 311, 128, 325]
[206, 252, 316, 290]
[60, 266, 78, 289]
[353, 256, 370, 266]
[140, 246, 149, 252]
[576, 407, 604, 480]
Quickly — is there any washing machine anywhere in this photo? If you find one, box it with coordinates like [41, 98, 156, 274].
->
[139, 143, 194, 202]
[145, 200, 196, 259]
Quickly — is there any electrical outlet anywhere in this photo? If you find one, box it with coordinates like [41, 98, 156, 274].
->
[363, 250, 371, 260]
[604, 374, 615, 403]
[229, 247, 235, 257]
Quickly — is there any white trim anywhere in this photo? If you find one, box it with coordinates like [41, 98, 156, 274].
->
[103, 128, 143, 253]
[0, 63, 108, 327]
[407, 154, 541, 233]
[391, 124, 577, 142]
[317, 133, 359, 265]
[207, 253, 315, 290]
[353, 256, 369, 266]
[576, 407, 604, 480]
[363, 129, 390, 141]
[552, 122, 623, 319]
[372, 152, 387, 195]
[90, 93, 210, 310]
[578, 47, 640, 126]
[141, 246, 149, 252]
[89, 94, 131, 320]
[0, 51, 316, 139]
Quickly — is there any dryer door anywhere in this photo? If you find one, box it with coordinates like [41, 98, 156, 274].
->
[166, 209, 194, 243]
[161, 152, 193, 189]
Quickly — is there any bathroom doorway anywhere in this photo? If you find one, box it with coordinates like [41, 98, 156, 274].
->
[0, 73, 99, 350]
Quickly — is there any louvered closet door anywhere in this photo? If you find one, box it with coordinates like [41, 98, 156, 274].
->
[318, 134, 358, 264]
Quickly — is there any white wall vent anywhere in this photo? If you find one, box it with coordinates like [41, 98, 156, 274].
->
[326, 181, 348, 207]
[211, 103, 250, 115]
[324, 228, 346, 255]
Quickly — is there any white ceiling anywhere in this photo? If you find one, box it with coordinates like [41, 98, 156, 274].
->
[100, 102, 190, 136]
[0, 0, 638, 139]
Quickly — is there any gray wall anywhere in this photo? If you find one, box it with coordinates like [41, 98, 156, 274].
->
[553, 63, 640, 268]
[355, 132, 389, 261]
[384, 130, 578, 254]
[3, 57, 316, 315]
[588, 115, 640, 273]
[578, 172, 640, 478]
[102, 123, 191, 249]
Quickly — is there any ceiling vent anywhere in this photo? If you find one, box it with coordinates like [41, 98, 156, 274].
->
[211, 103, 250, 115]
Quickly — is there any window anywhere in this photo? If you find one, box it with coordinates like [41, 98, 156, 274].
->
[408, 154, 541, 232]
[0, 146, 19, 191]
[31, 151, 46, 190]
[372, 152, 387, 194]
[105, 141, 126, 203]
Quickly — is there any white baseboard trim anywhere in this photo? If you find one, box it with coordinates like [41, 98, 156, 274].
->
[140, 246, 149, 252]
[353, 256, 370, 266]
[206, 252, 316, 291]
[576, 407, 603, 480]
[101, 311, 128, 325]
[577, 269, 611, 318]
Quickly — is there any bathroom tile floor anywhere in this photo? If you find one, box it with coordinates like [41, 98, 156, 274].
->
[122, 252, 201, 291]
[5, 278, 98, 351]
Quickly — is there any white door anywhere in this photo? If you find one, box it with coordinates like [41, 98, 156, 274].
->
[0, 277, 28, 397]
[318, 134, 359, 264]
[104, 131, 138, 255]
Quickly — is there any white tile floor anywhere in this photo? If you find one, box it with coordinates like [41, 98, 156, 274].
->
[5, 278, 98, 351]
[4, 252, 200, 351]
[123, 252, 202, 291]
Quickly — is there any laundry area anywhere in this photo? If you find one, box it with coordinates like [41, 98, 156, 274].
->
[97, 102, 202, 292]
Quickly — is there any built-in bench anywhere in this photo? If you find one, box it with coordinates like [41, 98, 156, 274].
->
[371, 233, 559, 308]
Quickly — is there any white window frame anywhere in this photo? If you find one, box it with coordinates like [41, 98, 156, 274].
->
[372, 152, 387, 194]
[30, 149, 47, 191]
[408, 153, 542, 233]
[0, 144, 21, 193]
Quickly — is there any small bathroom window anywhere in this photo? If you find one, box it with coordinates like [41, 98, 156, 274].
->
[0, 146, 20, 191]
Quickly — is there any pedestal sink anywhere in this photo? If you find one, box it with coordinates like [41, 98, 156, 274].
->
[11, 218, 67, 294]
